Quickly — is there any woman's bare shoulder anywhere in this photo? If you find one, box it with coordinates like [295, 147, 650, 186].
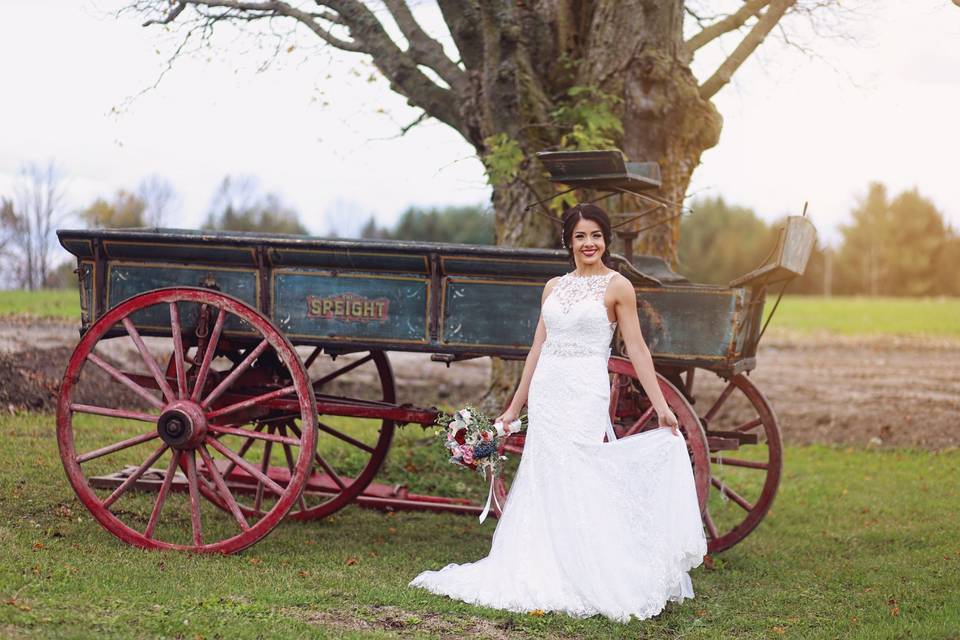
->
[541, 275, 562, 300]
[608, 272, 635, 297]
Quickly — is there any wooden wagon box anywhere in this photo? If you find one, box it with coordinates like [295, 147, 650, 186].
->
[58, 228, 762, 375]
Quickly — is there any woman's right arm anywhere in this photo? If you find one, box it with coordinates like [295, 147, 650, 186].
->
[495, 277, 558, 424]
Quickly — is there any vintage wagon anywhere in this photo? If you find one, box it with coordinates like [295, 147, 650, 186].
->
[55, 161, 815, 556]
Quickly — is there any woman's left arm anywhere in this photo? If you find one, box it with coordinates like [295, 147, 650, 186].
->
[609, 275, 680, 434]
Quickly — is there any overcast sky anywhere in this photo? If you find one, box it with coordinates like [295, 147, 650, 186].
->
[1, 1, 958, 249]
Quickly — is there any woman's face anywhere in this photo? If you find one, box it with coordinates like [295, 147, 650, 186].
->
[570, 217, 606, 268]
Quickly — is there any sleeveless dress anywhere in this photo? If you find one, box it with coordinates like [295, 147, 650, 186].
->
[409, 270, 707, 623]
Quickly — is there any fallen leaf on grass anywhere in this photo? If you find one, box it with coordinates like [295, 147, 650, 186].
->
[528, 609, 545, 617]
[5, 598, 31, 612]
[298, 570, 310, 578]
[388, 527, 397, 535]
[249, 557, 262, 565]
[32, 542, 44, 551]
[346, 556, 358, 566]
[772, 627, 786, 634]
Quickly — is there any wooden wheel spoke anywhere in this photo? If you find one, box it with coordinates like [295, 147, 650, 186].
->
[144, 450, 181, 539]
[199, 445, 250, 531]
[190, 307, 227, 402]
[279, 424, 308, 512]
[76, 430, 160, 464]
[710, 455, 768, 470]
[184, 450, 203, 546]
[88, 352, 164, 409]
[317, 420, 374, 454]
[314, 451, 347, 490]
[207, 436, 284, 495]
[734, 417, 764, 433]
[102, 444, 169, 509]
[201, 339, 270, 409]
[704, 380, 735, 423]
[703, 509, 719, 540]
[206, 385, 298, 420]
[254, 426, 275, 512]
[303, 347, 322, 371]
[207, 424, 300, 446]
[169, 303, 188, 399]
[312, 353, 374, 388]
[71, 404, 157, 424]
[608, 373, 622, 423]
[711, 476, 754, 512]
[625, 406, 655, 436]
[122, 316, 176, 403]
[219, 424, 266, 479]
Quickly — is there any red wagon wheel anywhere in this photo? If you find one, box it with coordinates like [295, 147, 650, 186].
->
[682, 369, 783, 553]
[492, 356, 710, 517]
[234, 348, 396, 521]
[57, 287, 318, 553]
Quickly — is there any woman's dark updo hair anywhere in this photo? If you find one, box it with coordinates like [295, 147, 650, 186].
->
[560, 203, 614, 267]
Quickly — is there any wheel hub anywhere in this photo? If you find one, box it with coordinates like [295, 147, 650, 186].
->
[157, 400, 208, 449]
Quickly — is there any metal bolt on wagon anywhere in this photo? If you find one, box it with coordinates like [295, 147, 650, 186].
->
[55, 150, 816, 555]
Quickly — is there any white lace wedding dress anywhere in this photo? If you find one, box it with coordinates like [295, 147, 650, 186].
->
[409, 270, 707, 623]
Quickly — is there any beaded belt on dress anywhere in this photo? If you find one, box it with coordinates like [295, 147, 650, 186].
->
[541, 340, 612, 358]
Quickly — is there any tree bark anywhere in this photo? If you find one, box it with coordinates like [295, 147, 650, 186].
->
[474, 0, 722, 413]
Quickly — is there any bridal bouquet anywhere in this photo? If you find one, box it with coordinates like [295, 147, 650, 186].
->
[434, 405, 526, 522]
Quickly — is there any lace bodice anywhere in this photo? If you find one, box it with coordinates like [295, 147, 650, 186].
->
[541, 270, 618, 358]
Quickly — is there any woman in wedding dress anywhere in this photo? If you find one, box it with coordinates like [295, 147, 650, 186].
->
[409, 203, 707, 623]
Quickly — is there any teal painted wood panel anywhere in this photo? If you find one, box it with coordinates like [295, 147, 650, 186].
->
[636, 287, 743, 361]
[442, 278, 543, 348]
[273, 272, 429, 344]
[106, 264, 259, 333]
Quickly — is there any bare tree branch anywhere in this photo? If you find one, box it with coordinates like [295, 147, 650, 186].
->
[143, 1, 186, 26]
[685, 0, 772, 54]
[135, 0, 468, 136]
[381, 0, 467, 93]
[699, 0, 797, 99]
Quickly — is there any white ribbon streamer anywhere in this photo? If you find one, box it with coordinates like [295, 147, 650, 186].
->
[478, 465, 502, 523]
[479, 418, 521, 523]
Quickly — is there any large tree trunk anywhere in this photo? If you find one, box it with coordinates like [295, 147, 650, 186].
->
[475, 0, 722, 415]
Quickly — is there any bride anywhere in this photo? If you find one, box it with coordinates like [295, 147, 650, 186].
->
[409, 203, 707, 623]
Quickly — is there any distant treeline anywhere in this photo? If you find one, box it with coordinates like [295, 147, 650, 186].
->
[2, 163, 956, 296]
[679, 186, 960, 296]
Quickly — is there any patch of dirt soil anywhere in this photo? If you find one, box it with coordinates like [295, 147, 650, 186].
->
[0, 345, 142, 413]
[284, 603, 556, 639]
[752, 331, 960, 450]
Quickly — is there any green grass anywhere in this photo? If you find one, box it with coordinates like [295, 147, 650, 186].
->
[762, 295, 960, 338]
[1, 412, 958, 639]
[0, 289, 78, 319]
